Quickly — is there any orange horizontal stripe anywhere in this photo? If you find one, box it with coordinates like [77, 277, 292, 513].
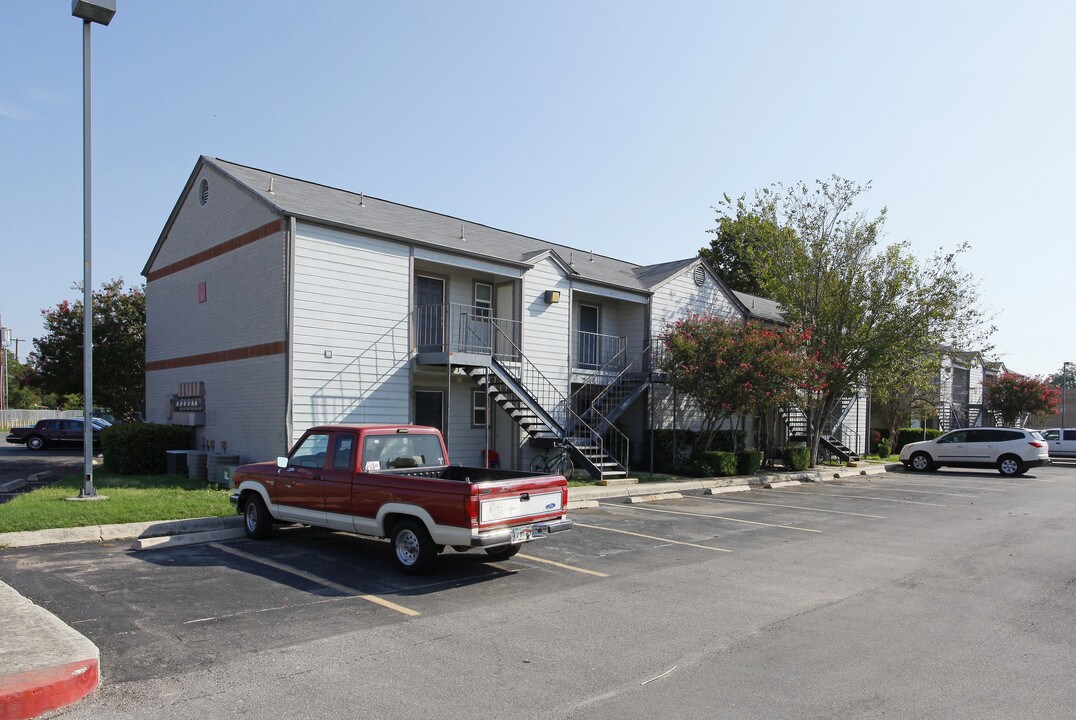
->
[146, 341, 286, 371]
[147, 219, 285, 281]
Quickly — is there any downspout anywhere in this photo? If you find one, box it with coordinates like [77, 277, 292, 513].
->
[284, 216, 296, 449]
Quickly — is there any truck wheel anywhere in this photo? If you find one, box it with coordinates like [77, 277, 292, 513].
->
[392, 519, 436, 575]
[243, 494, 273, 540]
[26, 435, 47, 451]
[484, 544, 521, 561]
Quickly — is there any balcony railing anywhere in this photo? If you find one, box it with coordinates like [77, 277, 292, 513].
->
[414, 303, 521, 360]
[574, 331, 626, 371]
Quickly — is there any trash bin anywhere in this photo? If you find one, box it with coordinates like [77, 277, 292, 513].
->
[482, 449, 500, 469]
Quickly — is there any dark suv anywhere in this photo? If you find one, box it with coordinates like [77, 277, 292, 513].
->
[5, 419, 104, 450]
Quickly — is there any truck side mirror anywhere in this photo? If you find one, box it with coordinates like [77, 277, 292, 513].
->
[276, 456, 288, 469]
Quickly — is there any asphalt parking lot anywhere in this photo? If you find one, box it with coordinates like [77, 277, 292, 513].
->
[3, 463, 1075, 719]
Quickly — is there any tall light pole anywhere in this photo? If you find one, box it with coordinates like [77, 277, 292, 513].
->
[72, 0, 115, 498]
[1063, 361, 1071, 429]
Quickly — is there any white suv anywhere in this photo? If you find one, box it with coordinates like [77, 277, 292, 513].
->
[900, 427, 1050, 476]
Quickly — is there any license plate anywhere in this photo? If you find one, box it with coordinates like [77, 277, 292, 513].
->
[511, 527, 533, 543]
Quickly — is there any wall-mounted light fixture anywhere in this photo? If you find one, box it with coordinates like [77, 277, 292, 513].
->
[544, 290, 561, 304]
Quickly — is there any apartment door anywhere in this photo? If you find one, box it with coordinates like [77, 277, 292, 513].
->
[414, 390, 444, 433]
[494, 281, 517, 359]
[416, 276, 445, 352]
[579, 304, 601, 368]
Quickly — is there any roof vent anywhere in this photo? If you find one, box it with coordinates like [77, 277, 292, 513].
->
[199, 178, 209, 206]
[693, 265, 705, 286]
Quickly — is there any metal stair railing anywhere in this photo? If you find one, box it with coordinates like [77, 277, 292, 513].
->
[585, 345, 653, 428]
[568, 341, 629, 407]
[487, 320, 629, 478]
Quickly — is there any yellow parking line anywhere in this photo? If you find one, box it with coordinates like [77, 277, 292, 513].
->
[516, 553, 610, 577]
[211, 543, 421, 617]
[359, 594, 422, 617]
[574, 522, 732, 552]
[606, 502, 822, 533]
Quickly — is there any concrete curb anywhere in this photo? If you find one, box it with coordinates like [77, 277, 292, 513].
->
[0, 580, 99, 720]
[132, 527, 246, 551]
[0, 516, 243, 549]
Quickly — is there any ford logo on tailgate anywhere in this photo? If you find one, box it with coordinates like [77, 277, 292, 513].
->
[545, 502, 556, 510]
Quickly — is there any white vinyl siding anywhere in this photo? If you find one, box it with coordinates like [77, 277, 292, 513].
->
[291, 223, 412, 442]
[650, 264, 743, 339]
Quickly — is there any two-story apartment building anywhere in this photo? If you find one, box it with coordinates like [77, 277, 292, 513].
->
[145, 157, 776, 479]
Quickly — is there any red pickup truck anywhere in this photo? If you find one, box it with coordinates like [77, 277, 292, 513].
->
[230, 424, 572, 574]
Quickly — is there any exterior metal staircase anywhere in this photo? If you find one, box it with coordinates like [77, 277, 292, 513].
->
[577, 346, 654, 434]
[780, 394, 862, 463]
[455, 314, 629, 481]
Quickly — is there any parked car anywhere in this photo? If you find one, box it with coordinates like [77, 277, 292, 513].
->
[1038, 428, 1076, 457]
[5, 419, 103, 450]
[900, 427, 1049, 476]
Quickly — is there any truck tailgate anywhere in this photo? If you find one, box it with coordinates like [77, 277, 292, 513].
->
[479, 489, 564, 525]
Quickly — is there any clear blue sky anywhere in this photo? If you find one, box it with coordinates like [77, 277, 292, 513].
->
[2, 1, 1072, 376]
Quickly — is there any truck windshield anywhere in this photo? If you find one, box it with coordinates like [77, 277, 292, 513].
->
[362, 433, 445, 471]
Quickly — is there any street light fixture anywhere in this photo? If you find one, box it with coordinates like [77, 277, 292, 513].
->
[72, 0, 115, 499]
[1063, 361, 1071, 429]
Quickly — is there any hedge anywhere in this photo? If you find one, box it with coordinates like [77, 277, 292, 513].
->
[781, 446, 810, 471]
[894, 427, 944, 453]
[643, 429, 748, 473]
[736, 450, 764, 475]
[699, 450, 738, 477]
[101, 423, 194, 475]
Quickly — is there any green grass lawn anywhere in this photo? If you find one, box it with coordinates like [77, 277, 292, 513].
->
[0, 471, 234, 534]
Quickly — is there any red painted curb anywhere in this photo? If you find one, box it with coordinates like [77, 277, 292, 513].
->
[0, 658, 99, 720]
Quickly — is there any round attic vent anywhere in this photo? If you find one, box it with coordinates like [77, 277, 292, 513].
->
[693, 264, 706, 286]
[199, 178, 209, 206]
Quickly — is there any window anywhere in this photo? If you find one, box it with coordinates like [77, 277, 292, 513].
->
[332, 434, 356, 471]
[289, 433, 329, 469]
[1041, 430, 1060, 441]
[473, 390, 488, 427]
[1064, 430, 1076, 441]
[361, 433, 446, 471]
[474, 282, 493, 317]
[939, 431, 967, 444]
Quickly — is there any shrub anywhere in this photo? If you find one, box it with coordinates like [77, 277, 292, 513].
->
[894, 427, 944, 454]
[781, 446, 810, 471]
[101, 423, 194, 475]
[700, 450, 738, 477]
[736, 450, 764, 475]
[876, 438, 892, 458]
[644, 429, 749, 473]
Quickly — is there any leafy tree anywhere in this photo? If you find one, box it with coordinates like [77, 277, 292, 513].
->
[27, 279, 145, 419]
[2, 349, 39, 408]
[984, 373, 1059, 426]
[870, 349, 945, 440]
[701, 195, 794, 294]
[1046, 364, 1076, 389]
[720, 176, 993, 466]
[659, 316, 819, 456]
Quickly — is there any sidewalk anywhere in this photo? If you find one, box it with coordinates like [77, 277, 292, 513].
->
[0, 581, 99, 720]
[0, 462, 895, 718]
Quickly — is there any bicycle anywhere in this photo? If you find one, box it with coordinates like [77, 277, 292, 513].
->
[530, 442, 575, 479]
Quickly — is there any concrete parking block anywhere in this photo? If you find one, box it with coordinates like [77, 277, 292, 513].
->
[626, 492, 684, 504]
[131, 527, 246, 551]
[705, 485, 751, 495]
[764, 480, 803, 489]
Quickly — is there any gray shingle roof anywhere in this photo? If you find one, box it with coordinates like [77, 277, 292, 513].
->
[733, 290, 786, 324]
[202, 157, 698, 294]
